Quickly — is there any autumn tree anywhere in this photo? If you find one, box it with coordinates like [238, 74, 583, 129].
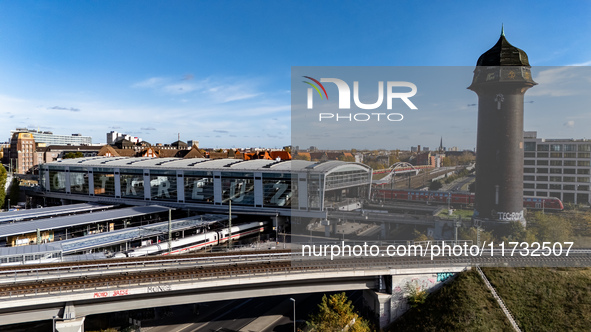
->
[306, 293, 372, 332]
[338, 154, 356, 162]
[0, 165, 6, 209]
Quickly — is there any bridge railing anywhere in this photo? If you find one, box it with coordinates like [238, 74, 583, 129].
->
[0, 257, 472, 300]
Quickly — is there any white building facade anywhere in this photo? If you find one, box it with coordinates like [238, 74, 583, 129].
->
[523, 131, 590, 205]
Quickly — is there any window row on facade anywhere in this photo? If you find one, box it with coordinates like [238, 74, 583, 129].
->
[523, 175, 590, 183]
[524, 142, 591, 152]
[524, 168, 591, 174]
[524, 152, 591, 158]
[524, 183, 589, 191]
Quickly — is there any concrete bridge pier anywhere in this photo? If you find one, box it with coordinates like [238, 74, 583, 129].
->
[363, 269, 467, 329]
[55, 302, 85, 332]
[321, 218, 331, 237]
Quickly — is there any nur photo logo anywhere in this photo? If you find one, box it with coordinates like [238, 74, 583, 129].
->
[303, 76, 418, 122]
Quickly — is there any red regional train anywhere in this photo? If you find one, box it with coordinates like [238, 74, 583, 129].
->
[373, 189, 564, 211]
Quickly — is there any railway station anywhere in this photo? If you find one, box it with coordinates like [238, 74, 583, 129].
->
[0, 213, 231, 265]
[0, 203, 115, 223]
[36, 157, 373, 218]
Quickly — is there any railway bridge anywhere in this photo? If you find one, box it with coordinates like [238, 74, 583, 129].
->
[0, 250, 589, 331]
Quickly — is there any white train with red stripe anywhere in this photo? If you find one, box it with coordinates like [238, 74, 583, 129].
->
[114, 221, 267, 258]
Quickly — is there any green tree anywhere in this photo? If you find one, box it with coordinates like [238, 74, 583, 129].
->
[307, 293, 372, 332]
[63, 151, 84, 159]
[405, 280, 429, 309]
[429, 180, 442, 191]
[7, 178, 20, 208]
[0, 164, 6, 209]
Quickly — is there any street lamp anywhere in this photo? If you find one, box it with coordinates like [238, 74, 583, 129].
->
[290, 298, 296, 332]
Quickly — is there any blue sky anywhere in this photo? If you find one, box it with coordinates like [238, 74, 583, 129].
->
[0, 1, 590, 149]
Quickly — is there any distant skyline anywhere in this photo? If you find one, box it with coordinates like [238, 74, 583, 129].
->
[0, 1, 590, 149]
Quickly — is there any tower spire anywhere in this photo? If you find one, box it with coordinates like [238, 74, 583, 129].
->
[501, 23, 505, 36]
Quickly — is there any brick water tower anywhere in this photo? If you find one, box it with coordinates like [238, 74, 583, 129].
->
[468, 28, 536, 224]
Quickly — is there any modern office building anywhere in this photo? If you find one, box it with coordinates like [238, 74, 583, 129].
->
[8, 132, 38, 174]
[37, 157, 373, 218]
[523, 131, 590, 205]
[10, 129, 92, 146]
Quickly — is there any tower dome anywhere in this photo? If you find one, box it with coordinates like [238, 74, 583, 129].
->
[469, 27, 536, 88]
[476, 28, 530, 66]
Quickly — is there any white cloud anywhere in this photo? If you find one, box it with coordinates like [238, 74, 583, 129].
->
[564, 120, 575, 128]
[529, 65, 591, 97]
[132, 75, 262, 103]
[131, 77, 166, 88]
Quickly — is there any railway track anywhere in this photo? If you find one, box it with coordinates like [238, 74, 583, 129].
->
[2, 252, 590, 298]
[0, 249, 292, 272]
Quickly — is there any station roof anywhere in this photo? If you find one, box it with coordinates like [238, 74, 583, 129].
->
[0, 214, 228, 257]
[60, 213, 228, 253]
[0, 205, 170, 238]
[0, 203, 116, 223]
[43, 157, 372, 174]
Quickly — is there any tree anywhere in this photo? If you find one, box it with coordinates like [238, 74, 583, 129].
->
[307, 293, 372, 332]
[0, 165, 6, 209]
[7, 178, 20, 207]
[338, 154, 355, 162]
[429, 180, 442, 191]
[63, 151, 84, 159]
[293, 153, 311, 161]
[405, 280, 429, 309]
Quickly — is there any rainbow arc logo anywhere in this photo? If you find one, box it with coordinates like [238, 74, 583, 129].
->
[303, 76, 328, 108]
